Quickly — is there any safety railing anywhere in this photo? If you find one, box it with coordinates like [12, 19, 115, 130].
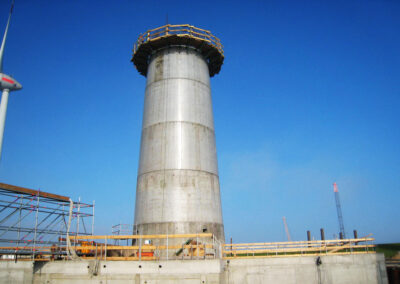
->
[0, 235, 376, 261]
[69, 233, 222, 261]
[0, 233, 223, 261]
[223, 237, 375, 259]
[133, 24, 223, 56]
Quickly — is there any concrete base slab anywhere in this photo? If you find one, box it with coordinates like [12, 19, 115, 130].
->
[0, 261, 33, 283]
[0, 253, 388, 284]
[223, 254, 388, 284]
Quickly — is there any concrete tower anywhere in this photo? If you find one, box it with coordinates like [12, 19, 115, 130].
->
[131, 25, 225, 242]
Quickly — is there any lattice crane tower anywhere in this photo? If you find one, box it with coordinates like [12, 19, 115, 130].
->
[333, 182, 345, 239]
[131, 25, 225, 241]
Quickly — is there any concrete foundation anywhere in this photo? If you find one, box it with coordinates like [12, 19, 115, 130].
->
[0, 261, 33, 283]
[223, 254, 388, 284]
[0, 253, 388, 284]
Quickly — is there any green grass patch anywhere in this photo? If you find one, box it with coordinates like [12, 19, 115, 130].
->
[228, 247, 373, 258]
[376, 243, 400, 259]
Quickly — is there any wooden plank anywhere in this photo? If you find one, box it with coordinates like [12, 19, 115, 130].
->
[0, 182, 70, 202]
[224, 238, 374, 247]
[80, 256, 158, 261]
[222, 244, 375, 255]
[223, 251, 376, 260]
[223, 244, 375, 255]
[226, 243, 374, 251]
[73, 244, 214, 250]
[70, 233, 213, 240]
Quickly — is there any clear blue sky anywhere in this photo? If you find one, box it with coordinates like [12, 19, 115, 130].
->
[0, 0, 399, 243]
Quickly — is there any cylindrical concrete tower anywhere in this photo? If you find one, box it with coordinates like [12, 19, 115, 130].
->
[131, 25, 225, 242]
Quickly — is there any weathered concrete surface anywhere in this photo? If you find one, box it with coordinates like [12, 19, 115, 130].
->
[134, 46, 225, 242]
[32, 259, 222, 284]
[0, 261, 33, 283]
[222, 254, 388, 284]
[0, 254, 388, 284]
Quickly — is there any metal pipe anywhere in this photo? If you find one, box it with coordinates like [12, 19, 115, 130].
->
[75, 197, 81, 247]
[17, 195, 22, 247]
[230, 237, 233, 256]
[60, 203, 64, 246]
[91, 200, 95, 236]
[105, 237, 107, 261]
[139, 235, 142, 261]
[33, 193, 40, 258]
[196, 234, 199, 259]
[166, 228, 168, 261]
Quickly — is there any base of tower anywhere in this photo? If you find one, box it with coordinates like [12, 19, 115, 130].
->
[134, 222, 225, 243]
[133, 222, 224, 258]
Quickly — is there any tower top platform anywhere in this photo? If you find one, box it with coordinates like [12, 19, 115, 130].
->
[131, 24, 224, 77]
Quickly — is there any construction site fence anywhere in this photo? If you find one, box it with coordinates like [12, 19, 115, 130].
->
[223, 237, 376, 259]
[133, 24, 223, 55]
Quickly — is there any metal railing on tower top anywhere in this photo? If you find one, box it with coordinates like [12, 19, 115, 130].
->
[132, 24, 224, 77]
[133, 24, 224, 56]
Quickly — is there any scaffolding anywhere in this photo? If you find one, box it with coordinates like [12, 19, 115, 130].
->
[111, 224, 133, 246]
[0, 182, 94, 259]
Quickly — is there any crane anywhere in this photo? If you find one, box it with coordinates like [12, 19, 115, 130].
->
[333, 182, 346, 239]
[282, 216, 292, 241]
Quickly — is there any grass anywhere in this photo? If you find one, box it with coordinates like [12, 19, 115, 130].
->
[376, 243, 400, 259]
[227, 248, 370, 258]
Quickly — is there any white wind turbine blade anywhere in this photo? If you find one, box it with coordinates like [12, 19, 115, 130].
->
[0, 0, 14, 73]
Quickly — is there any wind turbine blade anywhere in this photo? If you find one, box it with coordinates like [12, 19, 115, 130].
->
[0, 0, 14, 73]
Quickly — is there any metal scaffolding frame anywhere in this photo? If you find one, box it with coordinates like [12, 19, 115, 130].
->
[0, 182, 94, 258]
[111, 223, 133, 246]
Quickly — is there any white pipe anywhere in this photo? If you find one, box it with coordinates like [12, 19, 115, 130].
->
[0, 88, 10, 160]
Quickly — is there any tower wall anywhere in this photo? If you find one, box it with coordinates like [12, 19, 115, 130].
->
[134, 46, 224, 241]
